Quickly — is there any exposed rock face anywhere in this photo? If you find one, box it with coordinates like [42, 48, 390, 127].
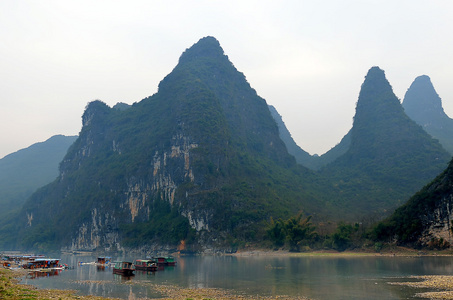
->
[13, 36, 316, 252]
[63, 127, 203, 251]
[71, 208, 121, 251]
[420, 196, 453, 246]
[417, 165, 453, 247]
[375, 158, 453, 248]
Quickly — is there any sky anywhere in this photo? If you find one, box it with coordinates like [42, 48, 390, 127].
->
[1, 1, 453, 159]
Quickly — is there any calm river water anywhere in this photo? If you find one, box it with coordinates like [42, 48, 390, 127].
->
[20, 254, 453, 299]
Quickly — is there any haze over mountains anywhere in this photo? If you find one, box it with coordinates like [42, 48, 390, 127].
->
[0, 37, 451, 252]
[270, 105, 351, 171]
[402, 75, 453, 154]
[319, 67, 450, 217]
[0, 135, 77, 218]
[5, 37, 328, 251]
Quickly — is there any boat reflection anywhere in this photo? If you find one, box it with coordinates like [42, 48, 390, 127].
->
[27, 269, 60, 279]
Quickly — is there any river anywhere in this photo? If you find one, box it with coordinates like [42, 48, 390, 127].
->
[20, 254, 453, 299]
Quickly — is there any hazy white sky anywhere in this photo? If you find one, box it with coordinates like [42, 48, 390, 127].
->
[1, 0, 452, 159]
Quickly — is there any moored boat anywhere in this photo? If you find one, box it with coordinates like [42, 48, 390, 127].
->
[23, 258, 60, 270]
[153, 256, 176, 266]
[112, 261, 135, 276]
[133, 259, 158, 272]
[165, 256, 176, 266]
[97, 256, 111, 264]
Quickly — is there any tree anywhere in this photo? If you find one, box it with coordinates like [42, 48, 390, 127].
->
[267, 213, 317, 251]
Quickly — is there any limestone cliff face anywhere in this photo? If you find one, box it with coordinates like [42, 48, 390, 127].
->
[15, 37, 313, 253]
[420, 196, 453, 246]
[64, 129, 203, 251]
[375, 158, 453, 248]
[417, 168, 453, 247]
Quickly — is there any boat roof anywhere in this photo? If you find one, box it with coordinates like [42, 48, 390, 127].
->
[33, 258, 60, 262]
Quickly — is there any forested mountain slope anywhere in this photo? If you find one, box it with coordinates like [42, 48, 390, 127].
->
[374, 157, 453, 248]
[320, 67, 451, 219]
[4, 37, 328, 252]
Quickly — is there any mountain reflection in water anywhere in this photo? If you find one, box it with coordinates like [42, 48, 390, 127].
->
[21, 254, 452, 299]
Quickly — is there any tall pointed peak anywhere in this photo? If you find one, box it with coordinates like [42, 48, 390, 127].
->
[353, 66, 402, 126]
[402, 74, 453, 154]
[403, 74, 443, 113]
[366, 66, 386, 77]
[158, 36, 239, 93]
[358, 66, 394, 99]
[178, 36, 226, 64]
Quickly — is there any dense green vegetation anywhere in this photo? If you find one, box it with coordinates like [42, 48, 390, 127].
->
[372, 158, 453, 247]
[2, 37, 330, 251]
[319, 67, 450, 219]
[0, 39, 451, 252]
[266, 214, 317, 251]
[266, 214, 365, 252]
[120, 197, 196, 247]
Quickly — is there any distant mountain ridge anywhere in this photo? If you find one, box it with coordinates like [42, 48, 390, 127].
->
[1, 39, 451, 252]
[402, 75, 453, 154]
[320, 67, 451, 218]
[0, 135, 77, 217]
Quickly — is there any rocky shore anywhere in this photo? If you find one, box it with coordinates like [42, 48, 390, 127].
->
[390, 276, 453, 299]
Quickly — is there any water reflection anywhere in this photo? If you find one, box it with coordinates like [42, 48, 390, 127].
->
[27, 269, 60, 279]
[21, 254, 453, 299]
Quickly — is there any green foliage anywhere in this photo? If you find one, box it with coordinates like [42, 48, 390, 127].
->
[329, 222, 359, 251]
[320, 67, 450, 219]
[266, 214, 317, 251]
[8, 37, 328, 251]
[6, 39, 450, 253]
[120, 198, 195, 247]
[374, 242, 383, 252]
[371, 158, 453, 246]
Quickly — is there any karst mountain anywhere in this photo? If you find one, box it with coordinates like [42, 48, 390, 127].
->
[1, 39, 450, 252]
[5, 37, 328, 252]
[320, 67, 450, 218]
[402, 75, 453, 154]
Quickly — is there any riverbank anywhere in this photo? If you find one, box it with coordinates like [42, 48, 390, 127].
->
[3, 249, 453, 300]
[1, 267, 309, 300]
[231, 246, 453, 257]
[0, 268, 116, 299]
